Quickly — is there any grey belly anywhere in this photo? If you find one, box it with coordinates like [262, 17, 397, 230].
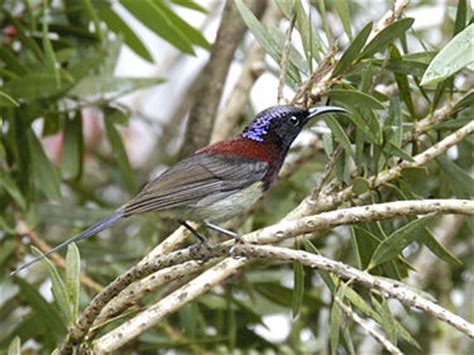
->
[165, 182, 264, 222]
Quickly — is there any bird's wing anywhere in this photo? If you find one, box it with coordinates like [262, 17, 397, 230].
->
[122, 153, 268, 215]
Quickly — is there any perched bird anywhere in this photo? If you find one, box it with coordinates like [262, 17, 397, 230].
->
[13, 104, 346, 274]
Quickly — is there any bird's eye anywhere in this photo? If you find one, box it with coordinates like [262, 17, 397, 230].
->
[290, 116, 299, 126]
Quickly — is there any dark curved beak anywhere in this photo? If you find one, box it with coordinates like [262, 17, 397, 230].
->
[308, 105, 347, 119]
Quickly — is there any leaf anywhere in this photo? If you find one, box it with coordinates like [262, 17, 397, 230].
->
[349, 109, 383, 145]
[419, 227, 462, 266]
[294, 0, 322, 62]
[4, 71, 74, 100]
[7, 336, 21, 355]
[151, 0, 210, 50]
[292, 261, 305, 318]
[327, 89, 385, 110]
[104, 118, 136, 193]
[359, 18, 414, 59]
[120, 0, 195, 55]
[15, 277, 66, 338]
[330, 285, 346, 355]
[98, 6, 154, 62]
[61, 113, 84, 180]
[436, 156, 474, 198]
[370, 214, 436, 268]
[65, 243, 81, 321]
[380, 298, 397, 344]
[333, 22, 372, 76]
[421, 24, 474, 86]
[0, 90, 19, 108]
[172, 0, 208, 13]
[32, 247, 73, 324]
[42, 2, 61, 88]
[334, 0, 352, 40]
[1, 172, 27, 210]
[390, 45, 415, 117]
[27, 129, 62, 199]
[69, 76, 164, 96]
[324, 116, 355, 159]
[453, 0, 467, 36]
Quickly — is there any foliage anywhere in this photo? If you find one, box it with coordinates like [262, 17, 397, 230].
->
[1, 0, 473, 354]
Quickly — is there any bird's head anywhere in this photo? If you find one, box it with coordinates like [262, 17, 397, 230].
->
[242, 104, 347, 148]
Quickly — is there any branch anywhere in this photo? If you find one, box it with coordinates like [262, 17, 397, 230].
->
[92, 199, 473, 352]
[236, 245, 474, 338]
[59, 243, 229, 354]
[288, 119, 474, 218]
[334, 297, 403, 355]
[179, 0, 266, 157]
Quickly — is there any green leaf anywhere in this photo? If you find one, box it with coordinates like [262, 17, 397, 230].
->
[359, 18, 414, 59]
[292, 261, 305, 318]
[98, 6, 154, 62]
[27, 129, 62, 199]
[324, 116, 355, 159]
[333, 22, 372, 76]
[350, 109, 383, 145]
[327, 89, 385, 110]
[334, 0, 352, 40]
[436, 156, 474, 198]
[390, 45, 415, 117]
[421, 24, 474, 86]
[384, 142, 415, 162]
[4, 71, 74, 100]
[453, 0, 467, 36]
[61, 113, 84, 180]
[120, 0, 195, 55]
[370, 214, 436, 268]
[172, 0, 208, 13]
[419, 227, 462, 266]
[7, 336, 21, 355]
[42, 2, 61, 88]
[384, 97, 402, 147]
[0, 90, 20, 108]
[294, 0, 322, 62]
[32, 247, 73, 324]
[70, 76, 164, 96]
[330, 285, 346, 355]
[65, 243, 81, 321]
[380, 298, 397, 344]
[104, 118, 136, 193]
[1, 172, 27, 210]
[151, 0, 210, 49]
[15, 277, 66, 338]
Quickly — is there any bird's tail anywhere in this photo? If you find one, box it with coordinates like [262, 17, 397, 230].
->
[11, 210, 124, 275]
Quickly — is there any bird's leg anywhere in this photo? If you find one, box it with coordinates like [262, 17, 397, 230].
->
[203, 222, 244, 254]
[178, 220, 208, 244]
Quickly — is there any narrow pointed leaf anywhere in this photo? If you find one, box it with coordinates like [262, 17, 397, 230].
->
[334, 0, 352, 40]
[419, 227, 462, 266]
[120, 0, 195, 55]
[436, 156, 474, 198]
[27, 129, 61, 199]
[32, 247, 72, 324]
[421, 24, 474, 86]
[61, 113, 84, 180]
[330, 285, 346, 355]
[324, 116, 355, 159]
[359, 18, 414, 59]
[390, 45, 415, 117]
[1, 172, 27, 210]
[98, 6, 154, 62]
[333, 22, 372, 76]
[370, 214, 436, 268]
[292, 261, 305, 318]
[380, 298, 397, 344]
[172, 0, 208, 13]
[104, 118, 136, 193]
[65, 243, 81, 321]
[327, 89, 385, 110]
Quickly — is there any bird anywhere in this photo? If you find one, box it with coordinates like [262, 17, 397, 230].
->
[13, 104, 347, 274]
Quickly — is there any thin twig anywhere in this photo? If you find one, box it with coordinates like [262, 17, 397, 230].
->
[91, 199, 473, 352]
[334, 297, 403, 355]
[277, 10, 296, 104]
[16, 221, 103, 293]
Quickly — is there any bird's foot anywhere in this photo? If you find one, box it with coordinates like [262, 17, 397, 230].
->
[228, 236, 246, 258]
[190, 239, 212, 263]
[179, 220, 208, 243]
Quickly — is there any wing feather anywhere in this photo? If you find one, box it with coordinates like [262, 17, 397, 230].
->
[123, 153, 268, 216]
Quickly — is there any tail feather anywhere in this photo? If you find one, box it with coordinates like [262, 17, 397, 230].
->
[11, 211, 124, 275]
